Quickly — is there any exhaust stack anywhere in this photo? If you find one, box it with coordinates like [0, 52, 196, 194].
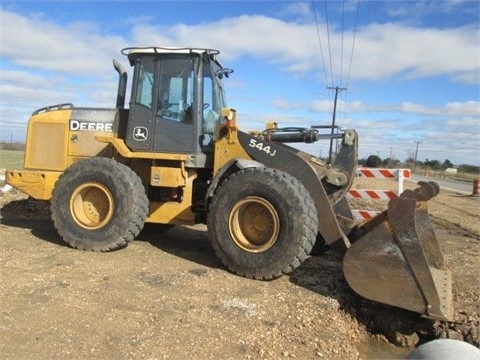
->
[113, 59, 128, 109]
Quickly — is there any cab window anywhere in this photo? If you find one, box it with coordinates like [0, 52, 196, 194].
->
[135, 60, 154, 109]
[157, 57, 195, 124]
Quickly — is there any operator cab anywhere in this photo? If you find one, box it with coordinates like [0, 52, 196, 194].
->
[121, 47, 231, 156]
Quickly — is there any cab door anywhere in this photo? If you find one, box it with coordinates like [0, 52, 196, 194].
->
[126, 54, 197, 153]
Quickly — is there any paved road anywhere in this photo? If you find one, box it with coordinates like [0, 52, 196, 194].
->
[409, 174, 474, 195]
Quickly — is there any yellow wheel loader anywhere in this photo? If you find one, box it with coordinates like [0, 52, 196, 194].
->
[5, 47, 452, 321]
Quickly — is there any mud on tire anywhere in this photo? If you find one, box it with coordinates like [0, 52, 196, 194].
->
[51, 157, 148, 251]
[207, 167, 318, 280]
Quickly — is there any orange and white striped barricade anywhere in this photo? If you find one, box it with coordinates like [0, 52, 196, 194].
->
[349, 168, 411, 220]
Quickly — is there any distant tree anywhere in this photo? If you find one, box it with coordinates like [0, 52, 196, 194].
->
[382, 157, 400, 168]
[405, 157, 415, 165]
[0, 141, 25, 151]
[406, 151, 416, 164]
[442, 159, 454, 169]
[424, 159, 441, 170]
[459, 164, 480, 174]
[366, 154, 382, 168]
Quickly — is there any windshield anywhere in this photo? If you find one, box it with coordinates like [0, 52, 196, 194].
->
[202, 57, 228, 134]
[204, 59, 227, 113]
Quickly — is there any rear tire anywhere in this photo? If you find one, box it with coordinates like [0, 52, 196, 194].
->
[51, 158, 148, 251]
[207, 167, 317, 280]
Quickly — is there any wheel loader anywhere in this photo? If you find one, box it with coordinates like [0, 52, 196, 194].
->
[5, 47, 452, 321]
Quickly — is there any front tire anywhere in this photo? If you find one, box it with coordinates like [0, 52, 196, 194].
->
[51, 158, 148, 251]
[207, 167, 318, 280]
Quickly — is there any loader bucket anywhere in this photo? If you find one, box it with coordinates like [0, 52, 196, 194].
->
[343, 182, 453, 321]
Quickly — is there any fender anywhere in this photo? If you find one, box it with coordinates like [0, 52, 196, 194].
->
[205, 158, 264, 204]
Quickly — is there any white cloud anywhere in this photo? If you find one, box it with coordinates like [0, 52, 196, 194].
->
[310, 100, 334, 113]
[386, 0, 477, 19]
[310, 98, 480, 118]
[446, 116, 479, 127]
[444, 101, 480, 116]
[0, 69, 76, 116]
[1, 10, 126, 76]
[398, 101, 480, 117]
[310, 99, 369, 113]
[126, 11, 480, 84]
[278, 1, 313, 22]
[271, 97, 304, 110]
[2, 8, 478, 83]
[305, 98, 479, 164]
[351, 23, 479, 83]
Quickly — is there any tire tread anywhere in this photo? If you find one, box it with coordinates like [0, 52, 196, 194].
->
[207, 167, 317, 280]
[51, 157, 148, 251]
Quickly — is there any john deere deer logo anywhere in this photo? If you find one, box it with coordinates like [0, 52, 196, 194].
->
[133, 126, 148, 141]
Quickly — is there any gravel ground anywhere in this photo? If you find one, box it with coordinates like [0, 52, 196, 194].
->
[0, 176, 478, 359]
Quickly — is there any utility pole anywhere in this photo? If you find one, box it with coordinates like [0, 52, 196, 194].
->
[327, 86, 347, 164]
[413, 141, 421, 174]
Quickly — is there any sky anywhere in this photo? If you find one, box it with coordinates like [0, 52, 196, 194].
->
[1, 0, 479, 166]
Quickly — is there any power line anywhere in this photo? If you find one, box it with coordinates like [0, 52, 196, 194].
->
[337, 1, 360, 130]
[333, 1, 361, 128]
[311, 0, 361, 133]
[323, 0, 333, 87]
[311, 1, 329, 87]
[345, 0, 361, 89]
[312, 1, 360, 89]
[340, 0, 345, 86]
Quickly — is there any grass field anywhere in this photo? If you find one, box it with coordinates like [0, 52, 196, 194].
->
[0, 150, 24, 170]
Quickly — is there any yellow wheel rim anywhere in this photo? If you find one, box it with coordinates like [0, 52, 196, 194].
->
[70, 182, 114, 230]
[229, 196, 280, 252]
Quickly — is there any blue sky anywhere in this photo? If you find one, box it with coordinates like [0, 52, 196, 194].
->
[1, 0, 479, 166]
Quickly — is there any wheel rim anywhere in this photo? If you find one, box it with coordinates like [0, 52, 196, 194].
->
[70, 182, 114, 230]
[229, 196, 280, 252]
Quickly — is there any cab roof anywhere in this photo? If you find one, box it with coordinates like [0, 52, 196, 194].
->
[121, 46, 221, 66]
